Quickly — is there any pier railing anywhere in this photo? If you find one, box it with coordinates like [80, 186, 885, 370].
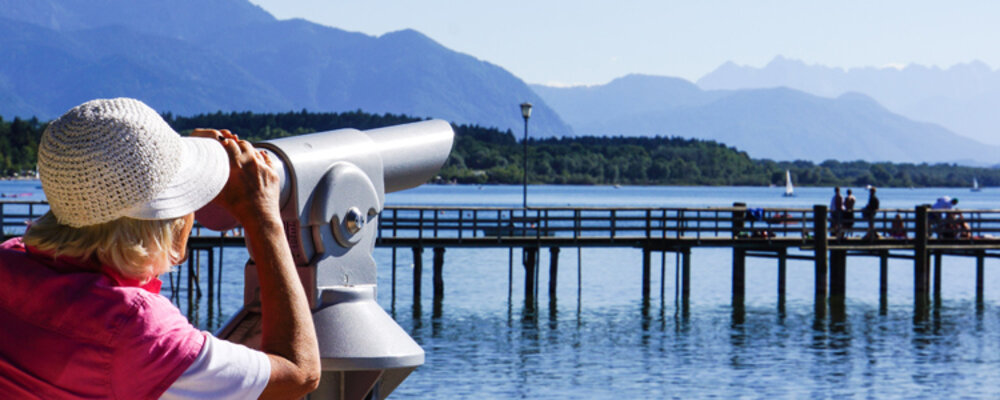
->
[0, 201, 47, 237]
[375, 205, 1000, 246]
[4, 201, 1000, 246]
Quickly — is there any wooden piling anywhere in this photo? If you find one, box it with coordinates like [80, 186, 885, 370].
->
[549, 247, 560, 298]
[187, 253, 195, 316]
[681, 248, 691, 306]
[879, 250, 889, 297]
[507, 247, 513, 303]
[412, 246, 423, 306]
[433, 247, 445, 301]
[777, 247, 787, 308]
[216, 238, 224, 309]
[933, 251, 943, 305]
[879, 249, 889, 313]
[577, 247, 582, 307]
[732, 247, 746, 309]
[207, 248, 215, 326]
[976, 250, 985, 305]
[829, 249, 846, 301]
[813, 205, 829, 302]
[524, 247, 538, 304]
[914, 206, 930, 309]
[660, 251, 667, 300]
[391, 247, 397, 306]
[729, 202, 747, 316]
[642, 247, 652, 300]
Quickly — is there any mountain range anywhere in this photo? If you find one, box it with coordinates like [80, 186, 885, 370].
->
[532, 74, 1000, 164]
[0, 0, 572, 136]
[1, 0, 997, 165]
[698, 56, 1000, 147]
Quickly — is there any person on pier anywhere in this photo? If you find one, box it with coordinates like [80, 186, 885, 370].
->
[888, 214, 906, 239]
[843, 189, 856, 237]
[0, 98, 320, 399]
[862, 186, 880, 240]
[931, 196, 959, 238]
[830, 187, 844, 239]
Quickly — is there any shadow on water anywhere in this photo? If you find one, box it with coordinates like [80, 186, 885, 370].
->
[640, 297, 651, 332]
[523, 304, 539, 327]
[547, 298, 558, 331]
[410, 302, 423, 331]
[830, 297, 847, 324]
[431, 299, 444, 338]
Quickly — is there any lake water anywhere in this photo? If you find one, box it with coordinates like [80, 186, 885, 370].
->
[4, 182, 999, 399]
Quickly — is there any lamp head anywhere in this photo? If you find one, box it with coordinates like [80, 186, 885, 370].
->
[520, 102, 532, 120]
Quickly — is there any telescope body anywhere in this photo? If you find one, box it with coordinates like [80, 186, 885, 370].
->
[213, 120, 454, 400]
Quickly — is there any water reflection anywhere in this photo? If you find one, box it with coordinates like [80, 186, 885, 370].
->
[373, 296, 1000, 399]
[547, 298, 558, 331]
[168, 247, 1000, 399]
[410, 303, 422, 331]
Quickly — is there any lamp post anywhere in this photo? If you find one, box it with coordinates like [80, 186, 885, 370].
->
[520, 102, 532, 209]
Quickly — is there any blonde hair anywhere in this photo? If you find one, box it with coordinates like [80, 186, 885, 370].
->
[23, 211, 190, 281]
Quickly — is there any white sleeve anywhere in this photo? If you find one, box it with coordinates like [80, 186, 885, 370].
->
[160, 333, 271, 400]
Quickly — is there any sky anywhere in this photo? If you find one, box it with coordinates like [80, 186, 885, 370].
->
[246, 0, 999, 86]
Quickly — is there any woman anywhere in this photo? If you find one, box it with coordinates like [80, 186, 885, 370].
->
[0, 98, 319, 399]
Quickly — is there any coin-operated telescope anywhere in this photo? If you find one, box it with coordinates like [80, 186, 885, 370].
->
[203, 120, 454, 399]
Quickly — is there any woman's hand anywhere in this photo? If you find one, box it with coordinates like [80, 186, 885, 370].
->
[191, 129, 280, 224]
[191, 128, 321, 397]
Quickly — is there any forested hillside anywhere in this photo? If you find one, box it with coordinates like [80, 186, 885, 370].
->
[2, 110, 998, 188]
[166, 110, 1000, 188]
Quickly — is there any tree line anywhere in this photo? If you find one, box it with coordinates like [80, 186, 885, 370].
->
[1, 109, 997, 188]
[0, 116, 43, 177]
[442, 131, 999, 188]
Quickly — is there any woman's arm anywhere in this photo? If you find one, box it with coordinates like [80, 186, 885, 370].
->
[193, 129, 321, 399]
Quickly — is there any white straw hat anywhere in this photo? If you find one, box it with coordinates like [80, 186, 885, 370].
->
[38, 98, 229, 228]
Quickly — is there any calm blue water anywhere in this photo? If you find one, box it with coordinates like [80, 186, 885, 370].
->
[5, 182, 1000, 399]
[380, 185, 1000, 399]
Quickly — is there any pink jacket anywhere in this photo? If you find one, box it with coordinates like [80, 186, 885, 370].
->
[0, 238, 204, 399]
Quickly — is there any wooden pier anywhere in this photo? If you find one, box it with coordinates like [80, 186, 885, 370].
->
[376, 203, 1000, 317]
[3, 200, 1000, 320]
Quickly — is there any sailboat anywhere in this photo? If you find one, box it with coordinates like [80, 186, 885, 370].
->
[972, 177, 981, 192]
[782, 170, 794, 197]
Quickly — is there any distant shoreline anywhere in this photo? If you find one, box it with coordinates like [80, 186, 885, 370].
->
[0, 177, 984, 189]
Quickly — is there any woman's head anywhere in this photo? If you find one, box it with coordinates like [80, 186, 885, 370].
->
[37, 98, 229, 227]
[30, 98, 229, 280]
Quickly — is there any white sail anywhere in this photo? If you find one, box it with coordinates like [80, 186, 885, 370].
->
[783, 170, 794, 197]
[972, 177, 981, 192]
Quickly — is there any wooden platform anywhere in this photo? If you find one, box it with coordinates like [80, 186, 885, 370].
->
[374, 204, 1000, 316]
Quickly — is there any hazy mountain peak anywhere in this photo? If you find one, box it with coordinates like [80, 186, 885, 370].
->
[764, 55, 800, 68]
[697, 56, 1000, 145]
[535, 75, 999, 164]
[607, 73, 698, 89]
[378, 28, 446, 51]
[380, 28, 427, 40]
[950, 60, 993, 74]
